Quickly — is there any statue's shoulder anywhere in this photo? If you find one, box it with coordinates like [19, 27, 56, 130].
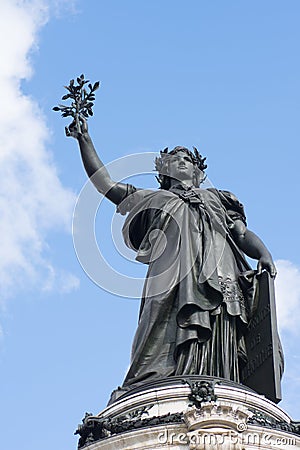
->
[207, 188, 241, 205]
[117, 187, 174, 215]
[207, 188, 247, 225]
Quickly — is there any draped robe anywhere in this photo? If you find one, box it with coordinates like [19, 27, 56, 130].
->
[117, 185, 255, 388]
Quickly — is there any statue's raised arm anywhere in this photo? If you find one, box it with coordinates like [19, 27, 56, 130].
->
[65, 117, 129, 205]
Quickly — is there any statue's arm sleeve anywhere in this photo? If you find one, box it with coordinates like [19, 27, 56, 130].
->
[217, 190, 247, 226]
[116, 185, 152, 216]
[116, 184, 138, 215]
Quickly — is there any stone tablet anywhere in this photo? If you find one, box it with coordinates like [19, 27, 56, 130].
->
[241, 271, 282, 403]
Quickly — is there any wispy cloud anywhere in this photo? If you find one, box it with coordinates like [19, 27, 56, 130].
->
[0, 0, 79, 302]
[275, 259, 300, 335]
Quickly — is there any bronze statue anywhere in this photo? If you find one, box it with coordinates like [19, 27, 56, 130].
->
[54, 75, 282, 401]
[65, 115, 278, 393]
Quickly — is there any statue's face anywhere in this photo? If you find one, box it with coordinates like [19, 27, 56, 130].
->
[168, 151, 195, 183]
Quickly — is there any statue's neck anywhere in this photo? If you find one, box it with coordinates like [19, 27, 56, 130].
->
[169, 178, 194, 189]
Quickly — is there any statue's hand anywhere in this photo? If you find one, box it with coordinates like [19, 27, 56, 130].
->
[65, 116, 88, 140]
[257, 256, 277, 278]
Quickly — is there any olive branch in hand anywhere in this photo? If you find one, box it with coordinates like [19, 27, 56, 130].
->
[53, 74, 100, 134]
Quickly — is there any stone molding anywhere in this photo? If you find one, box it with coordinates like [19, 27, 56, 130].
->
[75, 378, 299, 449]
[184, 402, 251, 432]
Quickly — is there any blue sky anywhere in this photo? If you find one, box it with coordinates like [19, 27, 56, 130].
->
[0, 1, 299, 449]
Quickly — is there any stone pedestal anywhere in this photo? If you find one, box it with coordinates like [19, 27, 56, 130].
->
[76, 377, 299, 449]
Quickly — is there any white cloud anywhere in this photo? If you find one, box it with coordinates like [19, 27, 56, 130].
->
[42, 266, 80, 293]
[274, 259, 300, 335]
[0, 0, 80, 301]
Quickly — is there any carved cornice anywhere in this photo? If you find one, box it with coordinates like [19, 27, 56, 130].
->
[248, 411, 300, 436]
[75, 410, 184, 448]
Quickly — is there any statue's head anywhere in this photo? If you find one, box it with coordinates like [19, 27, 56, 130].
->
[155, 146, 207, 189]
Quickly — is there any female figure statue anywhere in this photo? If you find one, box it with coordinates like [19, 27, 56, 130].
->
[66, 119, 276, 391]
